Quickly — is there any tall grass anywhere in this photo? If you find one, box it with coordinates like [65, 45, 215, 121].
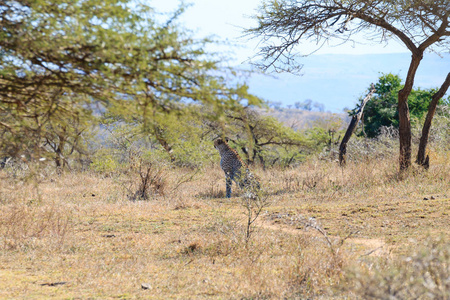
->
[0, 134, 449, 298]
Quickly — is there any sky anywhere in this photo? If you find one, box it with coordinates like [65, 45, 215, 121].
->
[155, 1, 448, 112]
[156, 0, 409, 62]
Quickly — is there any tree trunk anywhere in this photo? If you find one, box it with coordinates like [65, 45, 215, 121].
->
[258, 153, 265, 170]
[252, 148, 258, 166]
[397, 97, 412, 171]
[416, 72, 450, 168]
[153, 125, 175, 162]
[339, 84, 375, 166]
[398, 53, 423, 171]
[54, 134, 66, 169]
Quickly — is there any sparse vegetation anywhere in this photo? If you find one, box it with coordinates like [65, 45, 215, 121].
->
[1, 130, 449, 298]
[347, 236, 449, 299]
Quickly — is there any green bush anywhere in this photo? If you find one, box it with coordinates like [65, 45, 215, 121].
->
[354, 73, 449, 137]
[90, 152, 119, 174]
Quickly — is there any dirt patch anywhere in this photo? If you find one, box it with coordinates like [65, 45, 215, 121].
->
[347, 237, 388, 257]
[259, 216, 389, 257]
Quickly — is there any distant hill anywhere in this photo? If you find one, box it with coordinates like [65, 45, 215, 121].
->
[247, 52, 450, 112]
[259, 107, 348, 131]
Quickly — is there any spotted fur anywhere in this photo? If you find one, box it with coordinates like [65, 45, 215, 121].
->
[214, 138, 260, 198]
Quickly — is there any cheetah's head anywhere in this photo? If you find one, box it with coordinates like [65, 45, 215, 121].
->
[214, 138, 228, 149]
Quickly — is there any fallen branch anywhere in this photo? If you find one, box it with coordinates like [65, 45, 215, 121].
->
[339, 84, 375, 166]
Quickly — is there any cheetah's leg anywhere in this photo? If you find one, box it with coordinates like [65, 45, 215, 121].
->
[226, 173, 233, 198]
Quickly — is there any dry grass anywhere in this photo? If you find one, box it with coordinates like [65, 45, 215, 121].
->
[0, 155, 449, 299]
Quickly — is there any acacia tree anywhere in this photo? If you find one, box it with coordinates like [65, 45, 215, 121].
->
[0, 0, 258, 169]
[247, 0, 450, 171]
[201, 107, 310, 168]
[226, 109, 309, 168]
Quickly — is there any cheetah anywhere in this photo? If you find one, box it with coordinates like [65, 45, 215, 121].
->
[214, 138, 260, 198]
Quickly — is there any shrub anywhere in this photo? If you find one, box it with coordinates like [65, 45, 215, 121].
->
[90, 152, 119, 174]
[347, 237, 449, 299]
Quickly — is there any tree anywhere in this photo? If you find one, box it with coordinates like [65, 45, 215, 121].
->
[201, 107, 311, 168]
[226, 108, 310, 168]
[103, 104, 219, 168]
[0, 0, 259, 169]
[295, 99, 313, 111]
[41, 94, 94, 170]
[268, 101, 283, 110]
[247, 0, 450, 171]
[355, 73, 447, 138]
[416, 73, 450, 168]
[313, 102, 325, 112]
[305, 114, 346, 154]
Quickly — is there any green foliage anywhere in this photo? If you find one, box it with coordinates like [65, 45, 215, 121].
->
[91, 152, 119, 174]
[101, 102, 322, 169]
[0, 0, 261, 170]
[359, 73, 401, 137]
[102, 104, 219, 168]
[305, 115, 345, 153]
[217, 108, 312, 168]
[354, 73, 448, 137]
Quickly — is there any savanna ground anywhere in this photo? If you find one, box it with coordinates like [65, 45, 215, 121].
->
[0, 153, 449, 299]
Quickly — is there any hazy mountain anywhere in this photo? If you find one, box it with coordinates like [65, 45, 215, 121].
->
[247, 52, 450, 112]
[259, 107, 348, 131]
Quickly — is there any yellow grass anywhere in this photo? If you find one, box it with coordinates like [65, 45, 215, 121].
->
[0, 156, 449, 299]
